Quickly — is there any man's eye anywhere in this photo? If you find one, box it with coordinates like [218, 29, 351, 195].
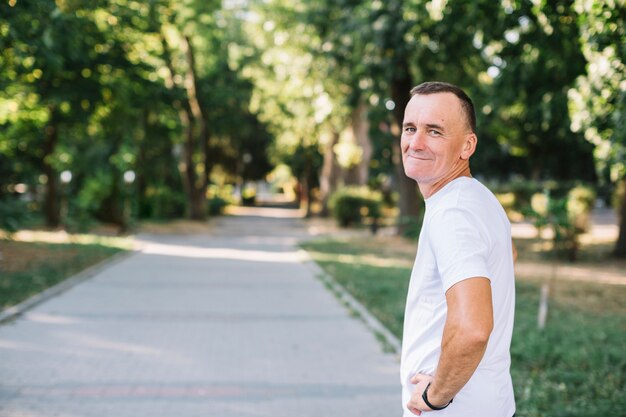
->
[404, 127, 416, 133]
[428, 129, 442, 136]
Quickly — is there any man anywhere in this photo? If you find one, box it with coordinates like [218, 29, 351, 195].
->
[400, 81, 516, 417]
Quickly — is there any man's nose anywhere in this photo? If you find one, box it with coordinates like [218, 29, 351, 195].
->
[408, 131, 426, 150]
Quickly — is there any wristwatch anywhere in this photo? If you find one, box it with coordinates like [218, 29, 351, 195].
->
[422, 382, 453, 410]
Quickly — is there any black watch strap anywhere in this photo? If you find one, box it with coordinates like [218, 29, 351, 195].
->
[422, 382, 453, 411]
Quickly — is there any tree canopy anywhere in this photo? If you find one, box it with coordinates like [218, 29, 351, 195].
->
[1, 0, 624, 253]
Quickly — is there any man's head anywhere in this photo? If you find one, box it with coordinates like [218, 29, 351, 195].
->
[401, 81, 478, 197]
[410, 81, 476, 134]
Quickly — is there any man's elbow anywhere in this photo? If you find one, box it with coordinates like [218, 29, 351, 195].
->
[463, 320, 493, 348]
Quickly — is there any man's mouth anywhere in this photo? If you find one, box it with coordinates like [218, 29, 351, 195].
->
[406, 153, 431, 161]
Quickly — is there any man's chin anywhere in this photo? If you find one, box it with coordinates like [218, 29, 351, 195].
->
[404, 172, 433, 184]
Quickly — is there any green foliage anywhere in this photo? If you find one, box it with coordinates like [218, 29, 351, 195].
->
[567, 185, 596, 233]
[328, 186, 382, 227]
[525, 185, 596, 261]
[0, 197, 32, 234]
[481, 0, 596, 181]
[511, 281, 626, 417]
[495, 192, 517, 218]
[491, 180, 577, 220]
[207, 197, 229, 216]
[240, 185, 257, 206]
[142, 186, 186, 219]
[397, 215, 424, 240]
[612, 180, 625, 216]
[0, 0, 272, 227]
[75, 171, 113, 215]
[206, 184, 234, 215]
[1, 0, 624, 244]
[569, 0, 626, 186]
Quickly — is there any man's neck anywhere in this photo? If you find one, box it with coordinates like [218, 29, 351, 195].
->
[418, 164, 472, 200]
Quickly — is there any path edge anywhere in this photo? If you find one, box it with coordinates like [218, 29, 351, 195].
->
[298, 249, 402, 359]
[0, 249, 136, 325]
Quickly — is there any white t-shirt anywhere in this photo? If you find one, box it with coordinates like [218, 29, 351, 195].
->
[400, 177, 516, 417]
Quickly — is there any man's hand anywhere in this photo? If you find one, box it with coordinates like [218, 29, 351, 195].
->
[406, 374, 434, 415]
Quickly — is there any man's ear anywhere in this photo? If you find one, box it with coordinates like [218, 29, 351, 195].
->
[460, 133, 477, 160]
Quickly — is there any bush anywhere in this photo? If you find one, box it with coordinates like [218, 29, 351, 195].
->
[567, 185, 595, 233]
[524, 185, 596, 262]
[0, 197, 31, 233]
[329, 186, 383, 228]
[64, 207, 96, 234]
[398, 215, 423, 240]
[490, 180, 575, 220]
[241, 185, 256, 206]
[495, 192, 516, 216]
[208, 197, 229, 216]
[143, 186, 186, 219]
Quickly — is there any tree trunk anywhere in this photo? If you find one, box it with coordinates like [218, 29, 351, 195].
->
[390, 64, 422, 235]
[300, 152, 313, 218]
[136, 110, 148, 218]
[43, 105, 60, 228]
[319, 130, 342, 216]
[182, 35, 210, 220]
[161, 33, 210, 221]
[353, 102, 372, 186]
[300, 176, 311, 218]
[614, 177, 626, 258]
[179, 106, 198, 218]
[343, 165, 361, 186]
[100, 172, 124, 226]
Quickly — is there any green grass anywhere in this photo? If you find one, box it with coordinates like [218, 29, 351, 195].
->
[0, 238, 129, 309]
[301, 237, 626, 417]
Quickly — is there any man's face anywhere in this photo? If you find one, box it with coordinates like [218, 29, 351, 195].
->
[401, 92, 472, 184]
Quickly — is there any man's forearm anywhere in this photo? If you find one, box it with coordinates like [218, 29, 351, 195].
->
[428, 277, 493, 406]
[427, 323, 490, 405]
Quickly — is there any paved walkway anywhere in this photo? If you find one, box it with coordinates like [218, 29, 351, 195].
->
[0, 208, 400, 417]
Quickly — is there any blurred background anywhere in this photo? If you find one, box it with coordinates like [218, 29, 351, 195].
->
[0, 0, 624, 251]
[0, 1, 625, 415]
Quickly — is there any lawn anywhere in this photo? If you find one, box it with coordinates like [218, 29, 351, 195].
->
[300, 236, 626, 417]
[0, 231, 131, 310]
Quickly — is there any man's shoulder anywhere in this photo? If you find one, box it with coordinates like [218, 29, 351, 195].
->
[428, 181, 508, 233]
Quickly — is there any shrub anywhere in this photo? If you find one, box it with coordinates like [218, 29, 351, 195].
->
[329, 186, 382, 228]
[398, 215, 423, 240]
[567, 185, 596, 233]
[241, 185, 256, 206]
[495, 192, 516, 216]
[524, 185, 596, 262]
[208, 197, 229, 216]
[0, 196, 31, 234]
[490, 180, 575, 220]
[143, 185, 186, 219]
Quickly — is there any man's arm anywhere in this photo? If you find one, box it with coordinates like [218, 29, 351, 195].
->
[512, 239, 518, 262]
[407, 277, 493, 414]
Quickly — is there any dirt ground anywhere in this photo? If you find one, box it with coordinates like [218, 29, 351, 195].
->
[0, 240, 80, 273]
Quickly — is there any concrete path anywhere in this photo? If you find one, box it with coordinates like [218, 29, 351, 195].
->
[0, 208, 400, 417]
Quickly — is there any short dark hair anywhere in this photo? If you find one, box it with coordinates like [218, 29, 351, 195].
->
[410, 81, 476, 133]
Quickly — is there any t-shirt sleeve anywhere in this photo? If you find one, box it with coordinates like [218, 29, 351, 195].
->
[429, 207, 491, 292]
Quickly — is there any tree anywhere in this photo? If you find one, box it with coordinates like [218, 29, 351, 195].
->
[151, 1, 221, 220]
[305, 0, 510, 232]
[303, 0, 422, 230]
[0, 0, 119, 228]
[235, 0, 343, 216]
[482, 0, 596, 182]
[569, 0, 626, 257]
